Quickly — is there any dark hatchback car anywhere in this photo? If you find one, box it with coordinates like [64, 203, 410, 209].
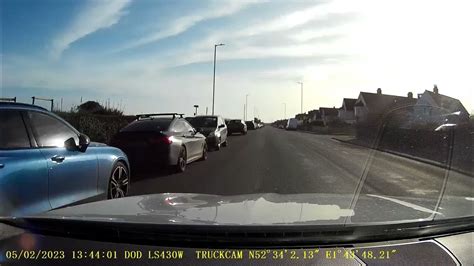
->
[111, 113, 207, 172]
[227, 119, 247, 135]
[187, 115, 228, 150]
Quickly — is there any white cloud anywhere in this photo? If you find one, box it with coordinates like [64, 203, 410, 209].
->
[50, 0, 131, 59]
[113, 0, 262, 53]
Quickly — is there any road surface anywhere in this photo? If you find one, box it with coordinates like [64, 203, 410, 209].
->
[130, 126, 473, 210]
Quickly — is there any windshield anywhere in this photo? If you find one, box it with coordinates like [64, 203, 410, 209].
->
[1, 0, 473, 246]
[188, 117, 218, 128]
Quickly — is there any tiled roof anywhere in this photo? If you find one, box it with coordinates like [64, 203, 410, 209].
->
[342, 98, 357, 111]
[356, 92, 416, 113]
[424, 90, 468, 114]
[319, 107, 338, 116]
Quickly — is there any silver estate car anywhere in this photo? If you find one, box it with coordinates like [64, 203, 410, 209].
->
[111, 113, 207, 172]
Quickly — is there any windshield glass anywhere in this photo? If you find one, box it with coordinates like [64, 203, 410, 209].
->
[188, 117, 217, 128]
[0, 0, 473, 235]
[121, 119, 172, 132]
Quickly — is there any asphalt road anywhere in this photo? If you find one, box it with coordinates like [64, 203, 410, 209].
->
[130, 126, 473, 208]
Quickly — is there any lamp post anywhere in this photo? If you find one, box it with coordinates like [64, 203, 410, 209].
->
[212, 43, 225, 115]
[245, 94, 249, 121]
[193, 105, 199, 116]
[297, 81, 303, 113]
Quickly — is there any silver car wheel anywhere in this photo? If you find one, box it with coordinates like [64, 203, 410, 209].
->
[109, 163, 129, 199]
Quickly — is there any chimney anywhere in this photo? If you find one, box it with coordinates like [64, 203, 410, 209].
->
[407, 92, 413, 98]
[376, 88, 382, 94]
[433, 84, 439, 94]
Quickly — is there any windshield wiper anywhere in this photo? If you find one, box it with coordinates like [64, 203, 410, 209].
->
[1, 216, 473, 248]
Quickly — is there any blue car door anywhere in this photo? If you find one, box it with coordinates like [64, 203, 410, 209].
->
[0, 110, 50, 216]
[25, 111, 98, 209]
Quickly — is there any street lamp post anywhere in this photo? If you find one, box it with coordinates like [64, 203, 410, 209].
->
[245, 94, 249, 121]
[297, 81, 303, 113]
[193, 105, 199, 116]
[212, 43, 225, 115]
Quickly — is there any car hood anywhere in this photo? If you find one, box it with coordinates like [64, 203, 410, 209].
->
[89, 141, 107, 147]
[32, 193, 473, 226]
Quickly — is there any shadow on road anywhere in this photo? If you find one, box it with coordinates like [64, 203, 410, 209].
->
[132, 165, 174, 181]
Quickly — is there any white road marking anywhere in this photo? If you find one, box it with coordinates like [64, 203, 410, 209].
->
[367, 194, 441, 214]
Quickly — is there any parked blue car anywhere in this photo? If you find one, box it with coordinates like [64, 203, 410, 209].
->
[0, 102, 130, 216]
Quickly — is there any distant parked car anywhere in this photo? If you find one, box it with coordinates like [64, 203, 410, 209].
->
[187, 115, 228, 150]
[111, 113, 207, 173]
[245, 121, 256, 130]
[227, 119, 247, 135]
[0, 102, 130, 216]
[286, 118, 298, 130]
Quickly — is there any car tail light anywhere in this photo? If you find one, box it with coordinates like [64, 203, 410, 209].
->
[149, 136, 172, 145]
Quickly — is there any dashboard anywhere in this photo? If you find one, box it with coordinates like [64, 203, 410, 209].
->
[0, 223, 472, 265]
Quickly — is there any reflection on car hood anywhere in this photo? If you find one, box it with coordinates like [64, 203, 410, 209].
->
[33, 193, 473, 226]
[89, 142, 107, 147]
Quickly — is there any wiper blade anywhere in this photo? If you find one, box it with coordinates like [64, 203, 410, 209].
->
[1, 216, 473, 248]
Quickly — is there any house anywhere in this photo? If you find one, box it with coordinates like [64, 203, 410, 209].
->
[319, 107, 338, 126]
[354, 88, 417, 123]
[337, 98, 357, 124]
[414, 85, 470, 124]
[294, 113, 309, 125]
[307, 109, 321, 123]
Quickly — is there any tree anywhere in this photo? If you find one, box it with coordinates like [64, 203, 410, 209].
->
[77, 101, 104, 114]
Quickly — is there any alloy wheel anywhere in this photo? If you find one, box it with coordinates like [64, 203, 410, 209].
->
[109, 164, 129, 199]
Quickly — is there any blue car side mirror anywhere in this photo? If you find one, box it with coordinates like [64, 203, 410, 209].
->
[64, 137, 78, 151]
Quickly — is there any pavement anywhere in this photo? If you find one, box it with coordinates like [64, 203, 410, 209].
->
[130, 126, 473, 210]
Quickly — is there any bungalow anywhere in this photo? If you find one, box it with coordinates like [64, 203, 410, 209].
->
[307, 109, 321, 123]
[319, 107, 339, 126]
[337, 98, 357, 124]
[294, 113, 309, 125]
[354, 88, 417, 123]
[414, 85, 469, 124]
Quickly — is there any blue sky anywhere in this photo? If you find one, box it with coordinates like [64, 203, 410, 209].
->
[1, 0, 473, 120]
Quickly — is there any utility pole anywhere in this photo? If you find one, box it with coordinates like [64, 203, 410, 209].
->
[212, 43, 225, 115]
[206, 107, 208, 115]
[297, 81, 303, 113]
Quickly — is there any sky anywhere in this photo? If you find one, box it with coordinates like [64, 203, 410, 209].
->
[1, 0, 473, 121]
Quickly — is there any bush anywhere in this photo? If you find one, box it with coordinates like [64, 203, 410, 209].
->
[57, 112, 135, 144]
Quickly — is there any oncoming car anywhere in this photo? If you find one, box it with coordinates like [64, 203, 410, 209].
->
[0, 102, 130, 216]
